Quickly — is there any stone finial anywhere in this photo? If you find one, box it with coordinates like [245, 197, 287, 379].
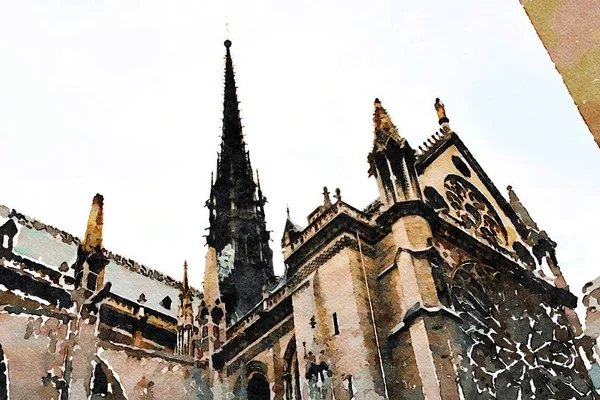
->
[507, 185, 539, 232]
[323, 186, 332, 207]
[82, 193, 104, 252]
[434, 98, 447, 121]
[435, 98, 452, 133]
[334, 188, 342, 202]
[373, 98, 403, 147]
[182, 260, 189, 294]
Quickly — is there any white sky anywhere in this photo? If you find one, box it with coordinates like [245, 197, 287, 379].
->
[0, 1, 598, 315]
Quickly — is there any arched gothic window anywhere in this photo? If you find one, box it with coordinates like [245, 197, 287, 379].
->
[91, 363, 108, 398]
[90, 361, 126, 400]
[283, 338, 301, 400]
[234, 361, 271, 400]
[247, 373, 270, 400]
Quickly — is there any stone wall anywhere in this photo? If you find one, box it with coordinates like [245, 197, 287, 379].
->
[98, 346, 201, 400]
[291, 245, 385, 400]
[0, 311, 70, 399]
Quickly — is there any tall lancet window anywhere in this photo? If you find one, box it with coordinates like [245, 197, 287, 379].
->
[91, 363, 108, 398]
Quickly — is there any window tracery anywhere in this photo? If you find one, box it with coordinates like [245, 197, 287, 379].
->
[447, 261, 593, 399]
[444, 174, 508, 249]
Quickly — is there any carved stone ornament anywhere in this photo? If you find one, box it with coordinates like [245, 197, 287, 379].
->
[217, 243, 235, 280]
[444, 174, 508, 250]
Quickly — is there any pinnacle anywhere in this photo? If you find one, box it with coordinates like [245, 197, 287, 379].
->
[181, 260, 190, 295]
[373, 98, 403, 146]
[83, 193, 104, 252]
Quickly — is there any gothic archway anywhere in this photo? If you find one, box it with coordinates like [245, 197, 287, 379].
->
[91, 360, 126, 400]
[283, 338, 301, 400]
[247, 372, 270, 400]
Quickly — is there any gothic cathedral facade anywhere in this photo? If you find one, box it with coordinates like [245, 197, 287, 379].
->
[0, 40, 597, 399]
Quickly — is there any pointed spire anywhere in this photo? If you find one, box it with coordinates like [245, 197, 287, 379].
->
[283, 206, 302, 234]
[368, 100, 421, 205]
[373, 98, 404, 148]
[256, 169, 263, 198]
[82, 193, 104, 253]
[222, 40, 243, 149]
[507, 185, 539, 232]
[208, 40, 274, 321]
[282, 205, 304, 256]
[182, 260, 190, 295]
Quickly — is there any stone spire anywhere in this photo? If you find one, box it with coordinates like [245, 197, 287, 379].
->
[507, 185, 539, 232]
[373, 98, 404, 150]
[206, 40, 274, 323]
[182, 260, 190, 296]
[82, 193, 104, 253]
[368, 99, 421, 206]
[221, 39, 243, 149]
[74, 194, 109, 301]
[281, 206, 304, 260]
[177, 260, 195, 356]
[256, 169, 266, 219]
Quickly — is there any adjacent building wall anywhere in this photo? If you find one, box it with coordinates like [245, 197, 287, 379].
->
[520, 0, 600, 146]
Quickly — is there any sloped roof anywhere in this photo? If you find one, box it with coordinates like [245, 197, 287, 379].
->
[0, 202, 202, 318]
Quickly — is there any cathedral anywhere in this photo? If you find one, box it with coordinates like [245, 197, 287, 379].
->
[0, 39, 599, 399]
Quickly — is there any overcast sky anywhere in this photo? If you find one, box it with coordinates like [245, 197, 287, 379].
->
[0, 1, 598, 314]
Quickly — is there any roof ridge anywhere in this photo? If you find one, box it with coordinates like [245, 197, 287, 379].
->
[103, 249, 202, 295]
[3, 205, 81, 246]
[0, 202, 202, 295]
